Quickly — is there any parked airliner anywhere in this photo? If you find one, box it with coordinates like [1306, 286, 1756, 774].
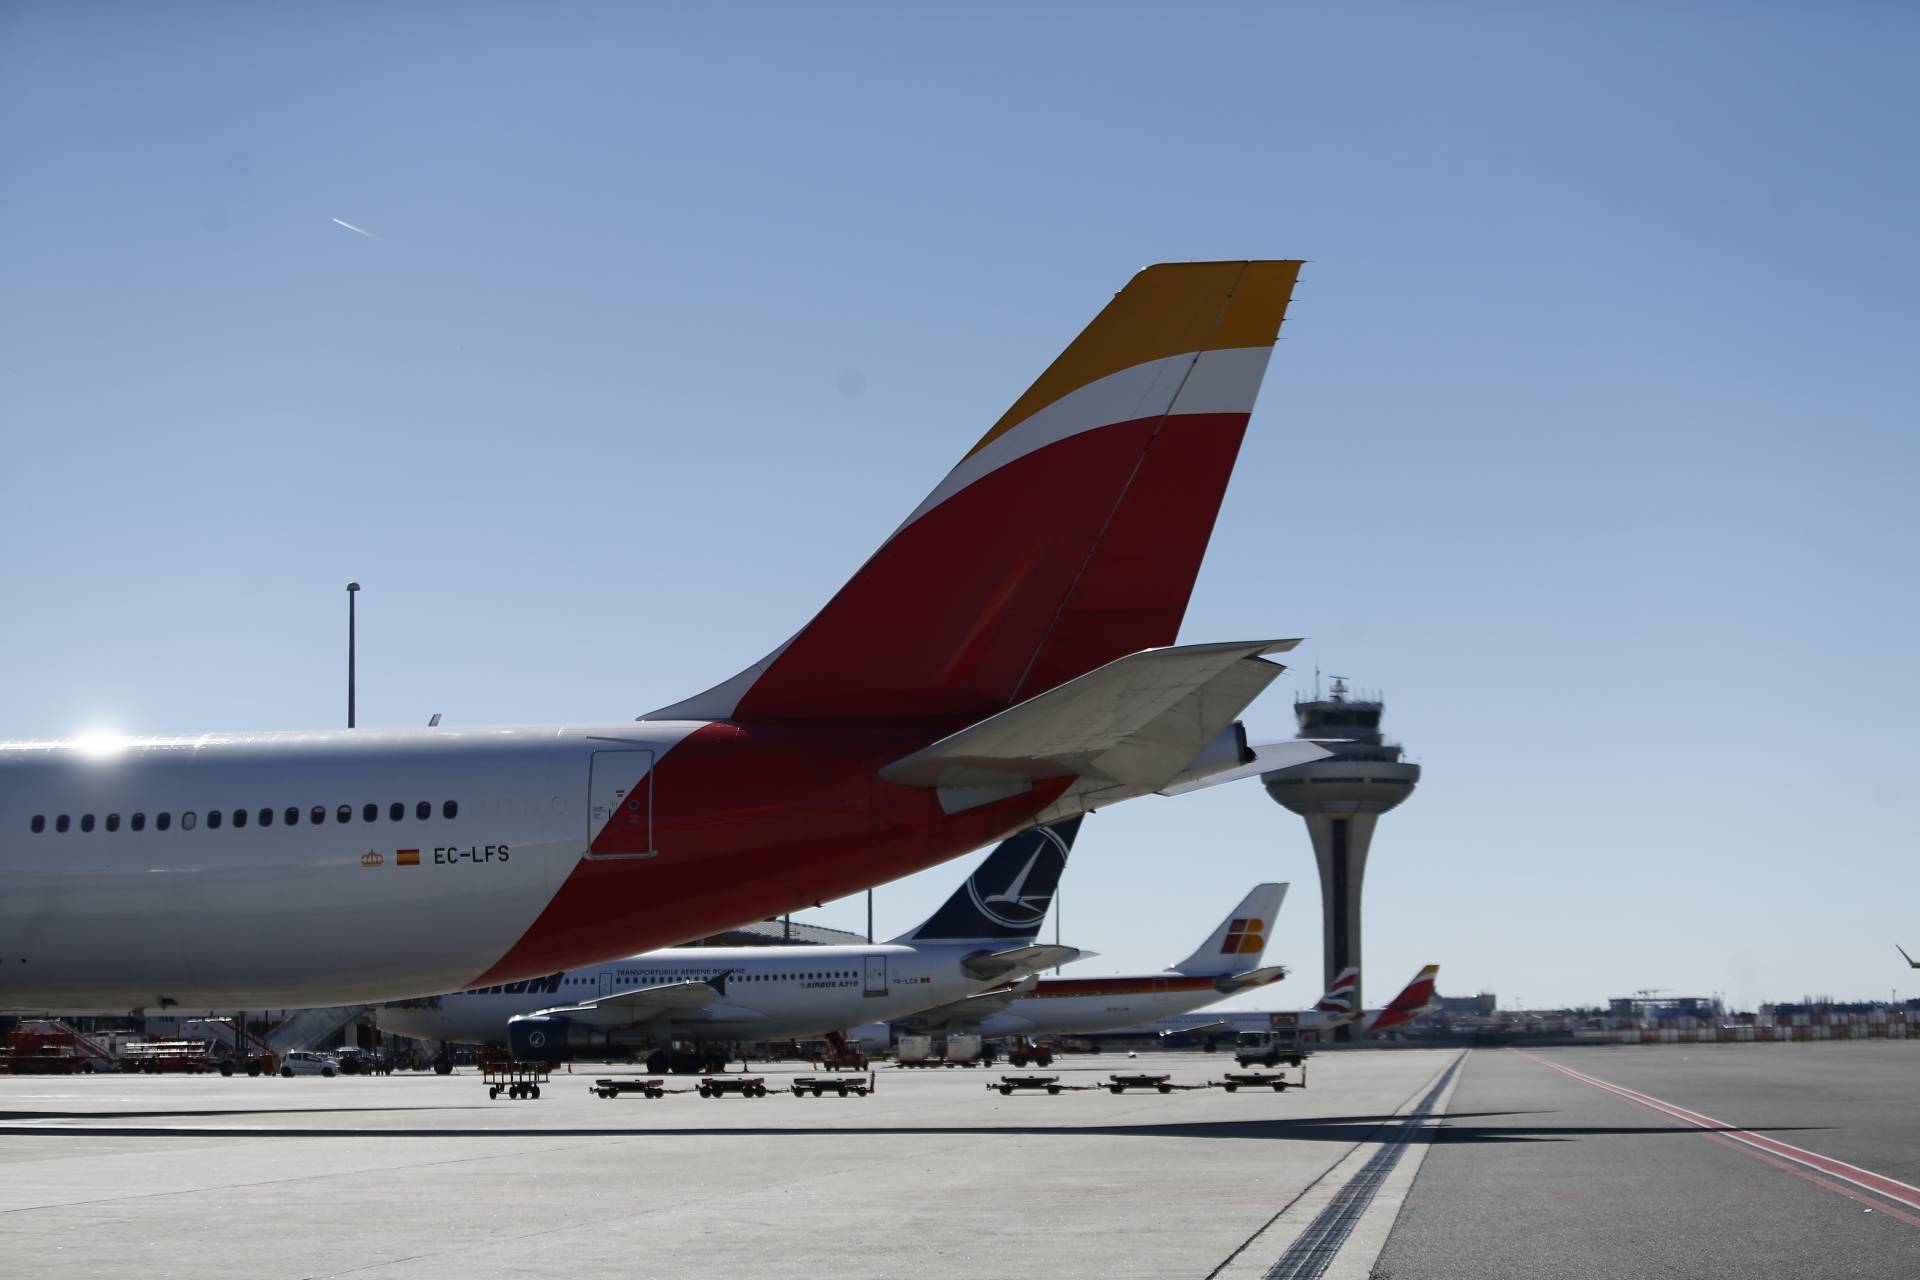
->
[2, 261, 1325, 1014]
[1146, 963, 1444, 1044]
[854, 883, 1290, 1051]
[375, 822, 1085, 1071]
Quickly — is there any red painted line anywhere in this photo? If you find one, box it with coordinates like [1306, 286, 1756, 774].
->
[1696, 1131, 1920, 1228]
[1514, 1050, 1920, 1220]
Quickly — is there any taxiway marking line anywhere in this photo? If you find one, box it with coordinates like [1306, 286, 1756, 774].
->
[1207, 1051, 1466, 1280]
[1515, 1050, 1920, 1222]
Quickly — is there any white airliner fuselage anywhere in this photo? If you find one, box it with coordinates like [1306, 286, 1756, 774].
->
[1, 725, 682, 1011]
[380, 944, 1008, 1050]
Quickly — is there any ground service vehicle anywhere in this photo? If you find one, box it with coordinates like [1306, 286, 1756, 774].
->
[1235, 1013, 1305, 1068]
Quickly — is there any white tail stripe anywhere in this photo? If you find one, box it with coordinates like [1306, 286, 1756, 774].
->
[898, 346, 1273, 531]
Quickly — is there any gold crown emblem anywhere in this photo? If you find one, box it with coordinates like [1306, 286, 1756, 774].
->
[360, 850, 384, 867]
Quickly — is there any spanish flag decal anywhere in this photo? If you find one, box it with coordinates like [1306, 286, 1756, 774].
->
[396, 849, 420, 866]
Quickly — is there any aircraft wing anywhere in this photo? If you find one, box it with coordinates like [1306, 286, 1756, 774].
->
[1214, 964, 1289, 994]
[1899, 945, 1919, 969]
[529, 979, 722, 1027]
[961, 944, 1091, 982]
[879, 640, 1306, 813]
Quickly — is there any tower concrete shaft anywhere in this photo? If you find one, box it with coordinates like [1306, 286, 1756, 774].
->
[1262, 679, 1418, 1041]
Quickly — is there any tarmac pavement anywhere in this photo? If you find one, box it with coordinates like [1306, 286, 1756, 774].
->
[0, 1049, 1449, 1280]
[1377, 1043, 1920, 1280]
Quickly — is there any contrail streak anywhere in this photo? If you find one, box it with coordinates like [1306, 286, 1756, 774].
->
[331, 217, 379, 239]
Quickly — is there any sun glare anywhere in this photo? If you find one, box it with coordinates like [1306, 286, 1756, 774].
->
[69, 730, 132, 760]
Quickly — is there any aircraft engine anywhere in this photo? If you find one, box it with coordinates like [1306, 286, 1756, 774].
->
[506, 1014, 590, 1062]
[846, 1021, 893, 1055]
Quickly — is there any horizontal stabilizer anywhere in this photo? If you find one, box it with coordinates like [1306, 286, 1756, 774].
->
[1215, 964, 1289, 994]
[1159, 739, 1336, 796]
[897, 974, 1039, 1029]
[961, 944, 1090, 982]
[880, 640, 1299, 812]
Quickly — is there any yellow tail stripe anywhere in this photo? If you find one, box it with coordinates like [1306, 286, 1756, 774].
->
[965, 260, 1302, 461]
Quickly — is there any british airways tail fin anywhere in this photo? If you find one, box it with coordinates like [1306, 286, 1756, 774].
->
[895, 819, 1080, 943]
[1174, 883, 1287, 975]
[648, 261, 1302, 724]
[1311, 966, 1362, 1024]
[1368, 964, 1440, 1033]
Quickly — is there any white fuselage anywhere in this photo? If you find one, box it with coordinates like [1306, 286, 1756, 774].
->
[0, 724, 691, 1012]
[962, 971, 1274, 1038]
[377, 943, 991, 1047]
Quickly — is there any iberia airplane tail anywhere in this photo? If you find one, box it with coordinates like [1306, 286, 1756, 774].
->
[1368, 964, 1441, 1033]
[652, 261, 1303, 724]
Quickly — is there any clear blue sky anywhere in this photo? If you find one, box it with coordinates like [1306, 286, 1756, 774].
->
[4, 4, 1916, 1011]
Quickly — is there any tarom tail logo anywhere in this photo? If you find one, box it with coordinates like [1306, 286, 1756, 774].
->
[965, 826, 1070, 930]
[1221, 918, 1266, 955]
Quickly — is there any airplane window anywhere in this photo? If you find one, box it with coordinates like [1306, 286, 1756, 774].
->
[363, 803, 378, 823]
[106, 814, 120, 832]
[131, 813, 146, 832]
[80, 814, 95, 833]
[30, 815, 45, 833]
[182, 812, 197, 830]
[443, 800, 458, 819]
[312, 806, 326, 825]
[416, 801, 430, 820]
[337, 804, 352, 824]
[207, 810, 222, 830]
[259, 808, 273, 827]
[156, 812, 171, 831]
[389, 802, 404, 821]
[233, 809, 247, 829]
[286, 807, 300, 826]
[56, 814, 71, 832]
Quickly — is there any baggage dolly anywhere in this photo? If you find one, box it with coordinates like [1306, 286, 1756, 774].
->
[697, 1075, 770, 1098]
[790, 1074, 873, 1097]
[1217, 1066, 1306, 1093]
[590, 1077, 670, 1099]
[1106, 1072, 1182, 1094]
[484, 1062, 549, 1100]
[992, 1073, 1066, 1095]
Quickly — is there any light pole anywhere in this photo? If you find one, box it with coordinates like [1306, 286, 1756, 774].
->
[346, 582, 360, 729]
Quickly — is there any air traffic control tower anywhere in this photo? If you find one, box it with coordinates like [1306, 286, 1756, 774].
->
[1262, 679, 1418, 1040]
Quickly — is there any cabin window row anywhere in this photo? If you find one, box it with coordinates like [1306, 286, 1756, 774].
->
[28, 799, 459, 835]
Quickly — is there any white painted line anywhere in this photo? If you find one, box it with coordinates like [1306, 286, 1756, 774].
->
[1209, 1051, 1466, 1280]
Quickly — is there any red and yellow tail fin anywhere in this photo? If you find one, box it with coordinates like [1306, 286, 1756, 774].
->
[1369, 964, 1441, 1033]
[654, 261, 1302, 724]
